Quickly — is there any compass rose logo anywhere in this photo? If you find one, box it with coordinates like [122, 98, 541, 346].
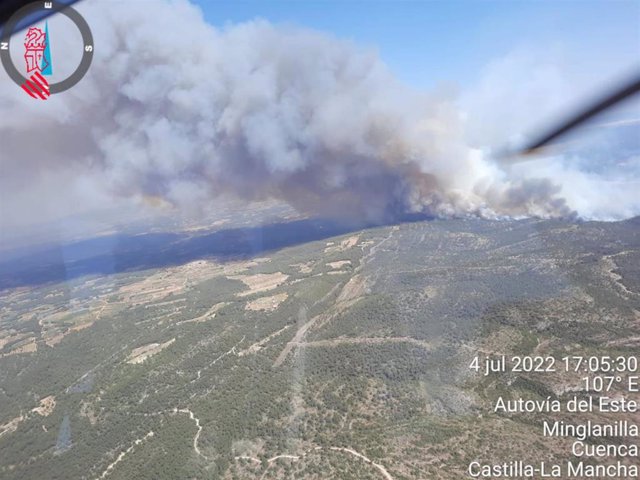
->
[1, 1, 93, 99]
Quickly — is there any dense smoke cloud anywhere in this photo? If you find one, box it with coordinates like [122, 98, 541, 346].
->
[4, 0, 638, 232]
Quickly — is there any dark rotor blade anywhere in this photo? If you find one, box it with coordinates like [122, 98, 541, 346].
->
[0, 0, 82, 37]
[522, 70, 640, 154]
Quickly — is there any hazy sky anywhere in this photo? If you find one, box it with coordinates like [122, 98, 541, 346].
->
[193, 0, 640, 90]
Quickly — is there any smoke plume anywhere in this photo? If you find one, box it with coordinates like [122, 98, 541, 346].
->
[1, 0, 596, 230]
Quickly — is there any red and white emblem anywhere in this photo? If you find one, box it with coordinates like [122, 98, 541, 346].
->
[24, 26, 47, 73]
[21, 26, 49, 99]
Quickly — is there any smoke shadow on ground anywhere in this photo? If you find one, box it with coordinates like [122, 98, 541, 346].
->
[0, 214, 434, 290]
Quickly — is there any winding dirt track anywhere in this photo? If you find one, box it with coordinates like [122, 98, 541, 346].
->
[98, 406, 208, 480]
[602, 252, 639, 297]
[94, 431, 155, 480]
[329, 447, 394, 480]
[237, 445, 394, 480]
[174, 408, 206, 459]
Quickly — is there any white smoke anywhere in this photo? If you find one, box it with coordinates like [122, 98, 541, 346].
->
[4, 0, 638, 233]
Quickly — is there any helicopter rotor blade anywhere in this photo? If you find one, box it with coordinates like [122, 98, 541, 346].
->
[521, 70, 640, 155]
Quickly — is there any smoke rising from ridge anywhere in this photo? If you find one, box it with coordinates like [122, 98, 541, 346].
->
[7, 0, 634, 231]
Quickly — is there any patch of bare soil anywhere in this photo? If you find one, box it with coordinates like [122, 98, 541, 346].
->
[2, 336, 37, 356]
[0, 415, 25, 438]
[222, 257, 271, 276]
[0, 332, 28, 350]
[336, 274, 368, 304]
[126, 338, 175, 364]
[230, 272, 289, 297]
[245, 293, 288, 312]
[44, 333, 65, 347]
[177, 302, 229, 325]
[80, 399, 99, 425]
[327, 260, 351, 269]
[324, 235, 360, 253]
[32, 396, 56, 417]
[291, 261, 314, 274]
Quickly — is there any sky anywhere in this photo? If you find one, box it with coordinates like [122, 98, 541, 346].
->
[194, 0, 640, 90]
[0, 0, 639, 249]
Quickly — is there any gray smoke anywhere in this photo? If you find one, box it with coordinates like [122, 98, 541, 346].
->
[0, 0, 576, 229]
